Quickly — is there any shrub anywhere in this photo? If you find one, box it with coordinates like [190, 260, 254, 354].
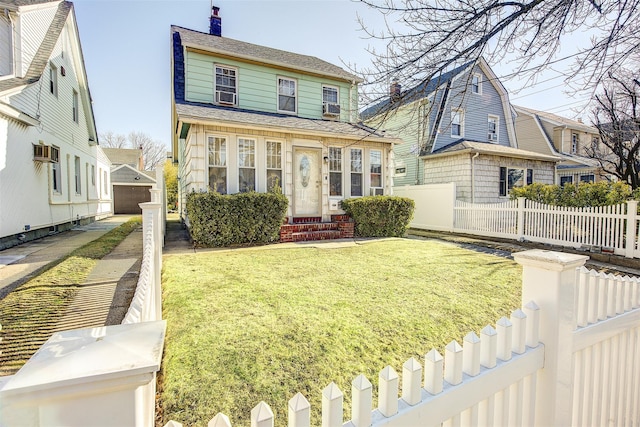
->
[510, 181, 633, 207]
[186, 191, 288, 247]
[341, 196, 415, 237]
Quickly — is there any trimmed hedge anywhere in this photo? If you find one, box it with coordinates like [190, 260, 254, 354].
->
[341, 196, 415, 237]
[510, 181, 640, 207]
[186, 191, 288, 247]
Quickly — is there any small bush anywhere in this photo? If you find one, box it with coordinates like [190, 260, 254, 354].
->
[510, 181, 633, 207]
[341, 196, 415, 237]
[186, 191, 288, 247]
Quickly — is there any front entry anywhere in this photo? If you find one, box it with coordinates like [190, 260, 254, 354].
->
[293, 147, 322, 216]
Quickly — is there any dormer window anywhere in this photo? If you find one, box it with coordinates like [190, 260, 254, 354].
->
[278, 77, 297, 114]
[215, 65, 237, 105]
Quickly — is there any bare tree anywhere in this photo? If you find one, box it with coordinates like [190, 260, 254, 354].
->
[586, 72, 640, 189]
[128, 131, 167, 171]
[356, 0, 640, 115]
[99, 130, 167, 170]
[99, 131, 127, 148]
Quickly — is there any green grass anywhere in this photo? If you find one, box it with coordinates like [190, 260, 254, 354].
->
[0, 217, 141, 375]
[160, 238, 523, 426]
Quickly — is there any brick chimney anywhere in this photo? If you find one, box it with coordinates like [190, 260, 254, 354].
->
[390, 79, 401, 102]
[209, 6, 221, 36]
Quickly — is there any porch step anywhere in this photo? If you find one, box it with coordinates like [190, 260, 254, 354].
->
[280, 216, 354, 243]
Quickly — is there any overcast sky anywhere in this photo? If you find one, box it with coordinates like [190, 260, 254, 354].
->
[72, 0, 592, 148]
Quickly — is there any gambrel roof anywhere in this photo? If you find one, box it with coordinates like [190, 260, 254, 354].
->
[0, 1, 71, 93]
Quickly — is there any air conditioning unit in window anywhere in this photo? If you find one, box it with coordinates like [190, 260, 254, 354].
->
[488, 133, 498, 142]
[215, 91, 237, 105]
[33, 143, 59, 163]
[370, 188, 384, 196]
[323, 102, 340, 116]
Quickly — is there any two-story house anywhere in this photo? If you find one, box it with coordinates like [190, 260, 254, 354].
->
[0, 0, 111, 250]
[363, 58, 559, 203]
[514, 105, 605, 185]
[171, 8, 399, 228]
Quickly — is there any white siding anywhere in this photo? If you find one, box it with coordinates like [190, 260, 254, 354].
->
[0, 15, 12, 76]
[15, 4, 57, 77]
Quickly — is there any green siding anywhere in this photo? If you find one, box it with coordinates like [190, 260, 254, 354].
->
[185, 51, 355, 121]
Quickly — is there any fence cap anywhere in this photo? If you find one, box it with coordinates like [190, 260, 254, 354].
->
[513, 249, 588, 271]
[0, 320, 166, 397]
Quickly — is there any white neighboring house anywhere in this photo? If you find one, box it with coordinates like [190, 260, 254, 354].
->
[0, 0, 111, 250]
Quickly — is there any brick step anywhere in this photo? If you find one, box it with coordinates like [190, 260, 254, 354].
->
[291, 230, 343, 242]
[280, 221, 354, 243]
[281, 223, 339, 233]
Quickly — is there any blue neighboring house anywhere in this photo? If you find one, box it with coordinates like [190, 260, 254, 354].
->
[363, 58, 559, 203]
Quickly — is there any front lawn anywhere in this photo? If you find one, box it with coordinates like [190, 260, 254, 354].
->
[159, 238, 522, 426]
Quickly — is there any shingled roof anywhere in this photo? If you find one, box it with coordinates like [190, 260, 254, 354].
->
[0, 1, 71, 93]
[429, 140, 560, 162]
[172, 25, 361, 84]
[175, 101, 398, 143]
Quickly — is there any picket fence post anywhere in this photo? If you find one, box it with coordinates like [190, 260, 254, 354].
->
[625, 200, 638, 258]
[517, 197, 525, 240]
[513, 249, 588, 426]
[140, 201, 162, 320]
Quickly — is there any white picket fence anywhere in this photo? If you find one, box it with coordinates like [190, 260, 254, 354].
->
[163, 250, 640, 427]
[453, 198, 637, 257]
[395, 183, 640, 258]
[2, 178, 640, 426]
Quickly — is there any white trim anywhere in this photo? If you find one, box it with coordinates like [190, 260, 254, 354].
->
[328, 145, 343, 198]
[451, 108, 464, 138]
[488, 114, 499, 143]
[214, 64, 238, 106]
[471, 73, 482, 95]
[277, 76, 297, 114]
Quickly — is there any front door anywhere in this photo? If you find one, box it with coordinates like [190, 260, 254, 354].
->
[293, 147, 322, 216]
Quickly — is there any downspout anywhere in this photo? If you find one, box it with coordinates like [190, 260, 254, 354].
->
[471, 152, 479, 203]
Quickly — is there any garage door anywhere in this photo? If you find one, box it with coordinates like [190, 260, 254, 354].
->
[114, 185, 152, 214]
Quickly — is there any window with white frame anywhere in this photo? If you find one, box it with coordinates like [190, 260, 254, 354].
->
[50, 63, 58, 97]
[571, 133, 579, 154]
[560, 175, 573, 186]
[471, 74, 482, 94]
[329, 147, 342, 197]
[103, 170, 108, 194]
[238, 138, 256, 192]
[208, 136, 227, 194]
[580, 174, 595, 183]
[370, 150, 382, 189]
[215, 65, 237, 105]
[323, 86, 338, 104]
[350, 148, 363, 197]
[266, 140, 282, 192]
[91, 164, 95, 187]
[74, 156, 81, 194]
[52, 148, 61, 193]
[278, 77, 297, 113]
[488, 115, 499, 143]
[72, 89, 79, 123]
[451, 109, 464, 137]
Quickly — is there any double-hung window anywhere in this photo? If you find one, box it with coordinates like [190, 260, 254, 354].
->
[471, 74, 482, 94]
[50, 63, 58, 97]
[571, 133, 579, 154]
[278, 77, 297, 113]
[74, 156, 81, 194]
[208, 136, 227, 194]
[52, 146, 61, 193]
[451, 109, 464, 137]
[266, 140, 282, 192]
[488, 115, 499, 143]
[72, 89, 79, 123]
[329, 147, 342, 196]
[370, 150, 382, 189]
[350, 148, 363, 197]
[238, 138, 256, 192]
[323, 86, 338, 104]
[215, 65, 237, 105]
[103, 170, 108, 194]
